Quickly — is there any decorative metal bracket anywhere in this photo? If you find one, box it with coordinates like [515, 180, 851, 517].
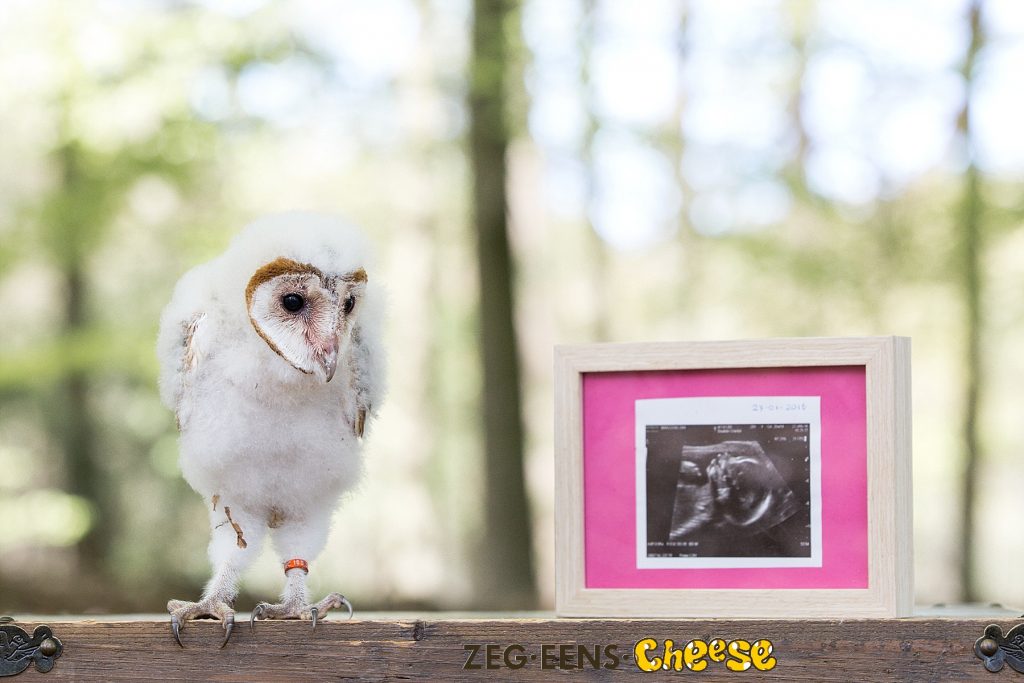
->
[0, 617, 63, 677]
[976, 623, 1024, 674]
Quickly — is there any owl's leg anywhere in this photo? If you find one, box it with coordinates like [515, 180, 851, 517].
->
[168, 502, 265, 648]
[250, 512, 352, 631]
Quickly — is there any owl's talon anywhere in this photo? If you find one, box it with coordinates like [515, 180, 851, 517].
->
[250, 603, 267, 633]
[171, 615, 184, 648]
[220, 613, 234, 649]
[167, 597, 234, 648]
[341, 595, 353, 620]
[247, 592, 353, 626]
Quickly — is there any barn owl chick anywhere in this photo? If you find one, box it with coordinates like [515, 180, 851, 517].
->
[157, 213, 385, 647]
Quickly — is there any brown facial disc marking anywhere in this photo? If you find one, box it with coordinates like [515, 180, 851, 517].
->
[245, 257, 325, 370]
[244, 257, 325, 309]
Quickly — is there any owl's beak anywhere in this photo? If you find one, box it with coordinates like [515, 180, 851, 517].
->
[320, 336, 339, 383]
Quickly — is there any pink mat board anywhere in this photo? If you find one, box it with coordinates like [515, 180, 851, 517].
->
[582, 366, 868, 589]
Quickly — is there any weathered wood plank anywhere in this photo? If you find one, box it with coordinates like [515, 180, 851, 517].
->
[7, 614, 1017, 681]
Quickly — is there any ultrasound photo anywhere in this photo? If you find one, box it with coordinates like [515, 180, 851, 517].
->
[643, 424, 812, 561]
[635, 395, 821, 569]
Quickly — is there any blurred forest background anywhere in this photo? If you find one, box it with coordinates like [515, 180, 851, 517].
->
[1, 0, 1023, 614]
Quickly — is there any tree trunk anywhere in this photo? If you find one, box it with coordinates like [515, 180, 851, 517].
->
[59, 265, 106, 572]
[52, 139, 113, 577]
[957, 0, 985, 603]
[467, 0, 536, 608]
[579, 0, 610, 342]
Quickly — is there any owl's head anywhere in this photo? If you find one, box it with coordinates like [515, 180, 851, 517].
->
[245, 257, 367, 382]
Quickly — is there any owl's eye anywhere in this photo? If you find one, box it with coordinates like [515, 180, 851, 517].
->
[343, 294, 356, 315]
[281, 293, 305, 312]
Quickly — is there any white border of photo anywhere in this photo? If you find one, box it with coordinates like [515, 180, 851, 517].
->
[635, 396, 822, 569]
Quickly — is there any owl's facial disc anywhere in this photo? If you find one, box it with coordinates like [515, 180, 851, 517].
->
[245, 258, 367, 382]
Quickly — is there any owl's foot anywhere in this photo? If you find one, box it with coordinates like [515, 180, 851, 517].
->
[249, 592, 353, 632]
[167, 597, 235, 649]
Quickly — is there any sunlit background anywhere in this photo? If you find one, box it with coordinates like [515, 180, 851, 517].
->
[1, 0, 1023, 613]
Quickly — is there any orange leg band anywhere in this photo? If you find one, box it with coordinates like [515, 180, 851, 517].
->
[284, 558, 309, 575]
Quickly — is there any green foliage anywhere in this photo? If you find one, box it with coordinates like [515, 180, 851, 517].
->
[1, 0, 1021, 614]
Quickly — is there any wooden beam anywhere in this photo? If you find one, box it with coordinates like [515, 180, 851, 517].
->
[7, 612, 1014, 680]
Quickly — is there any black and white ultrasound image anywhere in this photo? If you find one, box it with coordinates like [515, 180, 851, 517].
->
[645, 424, 812, 559]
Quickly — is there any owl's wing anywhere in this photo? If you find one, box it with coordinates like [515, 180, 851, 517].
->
[347, 285, 386, 438]
[157, 265, 212, 429]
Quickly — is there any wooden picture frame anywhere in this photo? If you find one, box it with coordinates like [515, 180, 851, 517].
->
[554, 336, 912, 618]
